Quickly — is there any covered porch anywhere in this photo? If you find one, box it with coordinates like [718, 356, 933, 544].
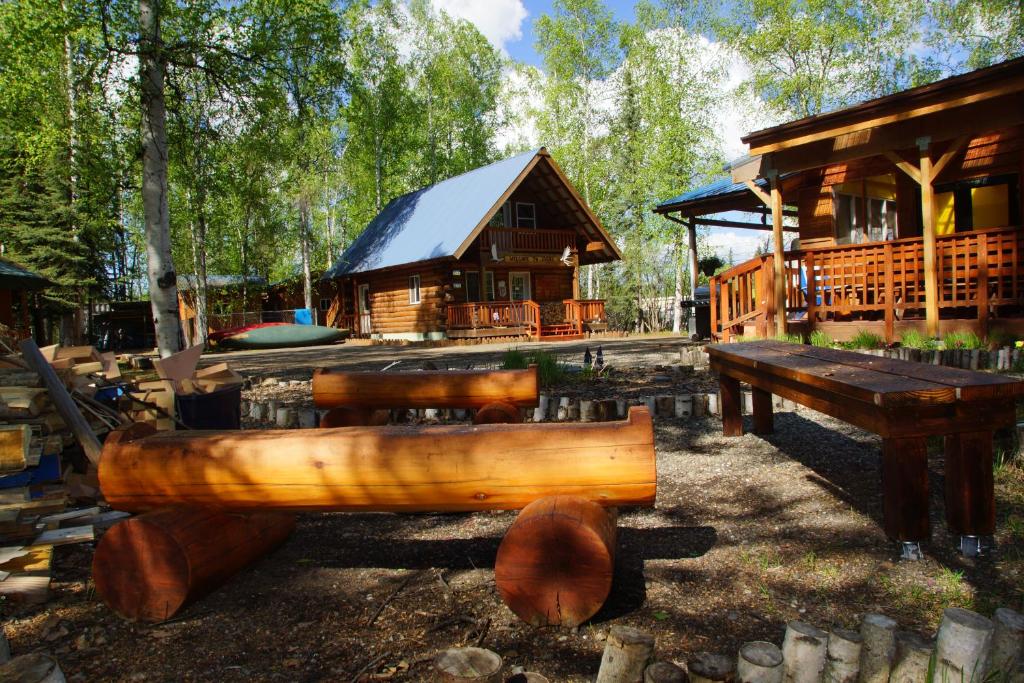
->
[445, 298, 608, 341]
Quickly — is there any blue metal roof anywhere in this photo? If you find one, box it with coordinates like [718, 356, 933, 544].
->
[0, 258, 48, 290]
[655, 175, 770, 211]
[325, 149, 542, 277]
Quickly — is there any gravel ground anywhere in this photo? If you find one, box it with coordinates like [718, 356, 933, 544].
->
[3, 336, 1023, 682]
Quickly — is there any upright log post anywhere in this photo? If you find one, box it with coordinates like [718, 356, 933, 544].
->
[859, 614, 898, 683]
[495, 496, 616, 627]
[935, 608, 994, 683]
[770, 173, 786, 337]
[822, 628, 862, 683]
[919, 138, 939, 338]
[990, 608, 1024, 676]
[889, 631, 933, 683]
[595, 626, 655, 683]
[781, 621, 827, 683]
[92, 507, 295, 622]
[737, 642, 783, 683]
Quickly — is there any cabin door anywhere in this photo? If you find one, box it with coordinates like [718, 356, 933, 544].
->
[358, 284, 371, 334]
[510, 272, 531, 301]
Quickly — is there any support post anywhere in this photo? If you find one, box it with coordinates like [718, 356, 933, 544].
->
[919, 139, 939, 338]
[977, 232, 989, 337]
[751, 387, 773, 435]
[881, 437, 930, 543]
[770, 173, 786, 337]
[944, 431, 996, 541]
[688, 222, 699, 301]
[883, 243, 895, 344]
[719, 375, 742, 437]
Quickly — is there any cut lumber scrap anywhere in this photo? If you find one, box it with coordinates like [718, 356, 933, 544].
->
[312, 366, 539, 409]
[433, 647, 502, 683]
[0, 546, 52, 574]
[319, 407, 390, 428]
[99, 407, 657, 513]
[0, 388, 48, 418]
[32, 525, 94, 547]
[152, 344, 203, 384]
[0, 652, 65, 682]
[495, 495, 616, 627]
[595, 626, 655, 683]
[0, 425, 30, 473]
[0, 575, 50, 604]
[39, 507, 101, 528]
[0, 370, 42, 387]
[19, 340, 103, 465]
[92, 507, 295, 622]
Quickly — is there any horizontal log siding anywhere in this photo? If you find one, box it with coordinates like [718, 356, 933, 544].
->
[365, 265, 446, 334]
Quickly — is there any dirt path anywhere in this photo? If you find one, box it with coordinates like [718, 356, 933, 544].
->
[4, 338, 1022, 682]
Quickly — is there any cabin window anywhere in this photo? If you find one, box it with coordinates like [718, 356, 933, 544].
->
[319, 298, 330, 311]
[465, 271, 481, 301]
[408, 275, 421, 305]
[484, 272, 495, 301]
[930, 174, 1018, 233]
[488, 201, 512, 228]
[833, 175, 898, 244]
[515, 202, 536, 229]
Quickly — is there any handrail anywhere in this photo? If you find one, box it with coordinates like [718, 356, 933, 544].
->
[480, 228, 577, 253]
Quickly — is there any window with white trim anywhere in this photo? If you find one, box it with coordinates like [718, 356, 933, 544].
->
[319, 298, 331, 311]
[515, 202, 536, 228]
[408, 274, 421, 304]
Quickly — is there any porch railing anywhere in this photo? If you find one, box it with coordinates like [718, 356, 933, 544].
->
[564, 299, 607, 334]
[709, 225, 1024, 341]
[446, 300, 541, 337]
[479, 228, 577, 253]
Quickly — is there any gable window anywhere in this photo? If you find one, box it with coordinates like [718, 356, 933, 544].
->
[408, 274, 421, 305]
[515, 202, 536, 229]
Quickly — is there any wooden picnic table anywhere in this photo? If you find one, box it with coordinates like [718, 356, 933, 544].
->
[705, 340, 1024, 553]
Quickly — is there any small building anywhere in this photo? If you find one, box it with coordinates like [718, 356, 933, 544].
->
[0, 257, 48, 337]
[263, 272, 341, 326]
[323, 148, 622, 341]
[177, 274, 266, 346]
[655, 56, 1024, 343]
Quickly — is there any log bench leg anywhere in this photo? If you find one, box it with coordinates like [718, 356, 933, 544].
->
[93, 508, 295, 622]
[495, 495, 616, 627]
[944, 430, 995, 556]
[881, 437, 930, 552]
[751, 387, 773, 435]
[719, 375, 743, 437]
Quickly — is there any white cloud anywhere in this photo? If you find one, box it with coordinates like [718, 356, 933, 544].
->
[430, 0, 528, 54]
[705, 228, 770, 264]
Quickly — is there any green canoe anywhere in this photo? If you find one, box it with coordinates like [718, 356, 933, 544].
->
[215, 323, 350, 349]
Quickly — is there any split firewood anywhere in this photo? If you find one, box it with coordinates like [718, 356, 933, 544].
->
[595, 626, 655, 683]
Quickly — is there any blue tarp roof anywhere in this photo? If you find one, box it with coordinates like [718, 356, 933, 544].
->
[325, 149, 542, 277]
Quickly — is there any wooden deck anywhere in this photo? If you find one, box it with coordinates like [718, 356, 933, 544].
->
[706, 340, 1024, 551]
[710, 225, 1024, 342]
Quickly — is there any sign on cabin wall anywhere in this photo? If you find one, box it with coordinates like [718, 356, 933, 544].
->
[501, 253, 564, 266]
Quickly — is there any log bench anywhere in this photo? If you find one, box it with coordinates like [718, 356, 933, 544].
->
[312, 366, 538, 425]
[94, 407, 656, 624]
[705, 340, 1024, 557]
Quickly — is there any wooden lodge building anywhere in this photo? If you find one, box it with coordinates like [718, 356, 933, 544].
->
[323, 148, 621, 341]
[656, 56, 1024, 343]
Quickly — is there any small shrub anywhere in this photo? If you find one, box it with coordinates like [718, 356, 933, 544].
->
[986, 328, 1012, 351]
[849, 330, 885, 349]
[502, 348, 565, 387]
[774, 332, 804, 344]
[809, 330, 831, 347]
[900, 329, 937, 350]
[943, 329, 983, 350]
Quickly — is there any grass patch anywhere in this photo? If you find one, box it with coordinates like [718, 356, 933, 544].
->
[846, 330, 885, 349]
[943, 329, 984, 350]
[502, 348, 566, 387]
[809, 330, 831, 347]
[900, 329, 937, 350]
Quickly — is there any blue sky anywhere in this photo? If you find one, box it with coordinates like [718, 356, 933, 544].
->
[505, 0, 638, 66]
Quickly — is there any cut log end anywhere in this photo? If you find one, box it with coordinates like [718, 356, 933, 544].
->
[645, 661, 686, 683]
[433, 647, 502, 683]
[473, 402, 523, 424]
[495, 495, 616, 628]
[688, 652, 735, 683]
[596, 625, 655, 683]
[738, 641, 784, 683]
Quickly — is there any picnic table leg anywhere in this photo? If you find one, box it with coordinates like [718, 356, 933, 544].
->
[881, 437, 930, 554]
[751, 387, 773, 435]
[719, 375, 743, 437]
[943, 430, 995, 556]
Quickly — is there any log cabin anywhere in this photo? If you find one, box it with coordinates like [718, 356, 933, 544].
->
[322, 148, 622, 341]
[655, 56, 1024, 343]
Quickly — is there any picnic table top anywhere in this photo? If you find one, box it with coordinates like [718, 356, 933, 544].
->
[705, 341, 1024, 407]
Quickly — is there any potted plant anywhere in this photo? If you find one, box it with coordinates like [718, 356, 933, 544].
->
[698, 255, 724, 276]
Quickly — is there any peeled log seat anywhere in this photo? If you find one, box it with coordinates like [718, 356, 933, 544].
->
[496, 495, 617, 627]
[98, 407, 656, 513]
[312, 366, 539, 410]
[92, 507, 295, 622]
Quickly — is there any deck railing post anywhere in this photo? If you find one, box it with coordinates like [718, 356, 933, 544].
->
[806, 251, 817, 333]
[977, 232, 989, 337]
[710, 277, 719, 340]
[884, 243, 895, 343]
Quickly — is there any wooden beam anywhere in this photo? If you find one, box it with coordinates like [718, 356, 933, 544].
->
[770, 176, 787, 337]
[730, 155, 765, 183]
[883, 150, 922, 184]
[743, 180, 771, 206]
[920, 143, 939, 337]
[694, 218, 799, 232]
[97, 407, 658, 513]
[930, 134, 971, 182]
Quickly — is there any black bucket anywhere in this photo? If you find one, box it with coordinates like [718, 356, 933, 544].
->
[175, 384, 242, 430]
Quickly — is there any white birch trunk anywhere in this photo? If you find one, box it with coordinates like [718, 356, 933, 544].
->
[299, 199, 314, 323]
[139, 0, 182, 357]
[935, 608, 994, 683]
[781, 621, 828, 683]
[672, 231, 683, 333]
[737, 642, 783, 683]
[859, 613, 898, 683]
[823, 628, 862, 683]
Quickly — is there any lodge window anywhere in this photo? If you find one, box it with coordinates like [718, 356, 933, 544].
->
[931, 174, 1019, 234]
[515, 202, 536, 229]
[833, 174, 898, 244]
[484, 271, 495, 301]
[465, 271, 481, 302]
[488, 201, 512, 228]
[408, 275, 421, 305]
[319, 298, 330, 311]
